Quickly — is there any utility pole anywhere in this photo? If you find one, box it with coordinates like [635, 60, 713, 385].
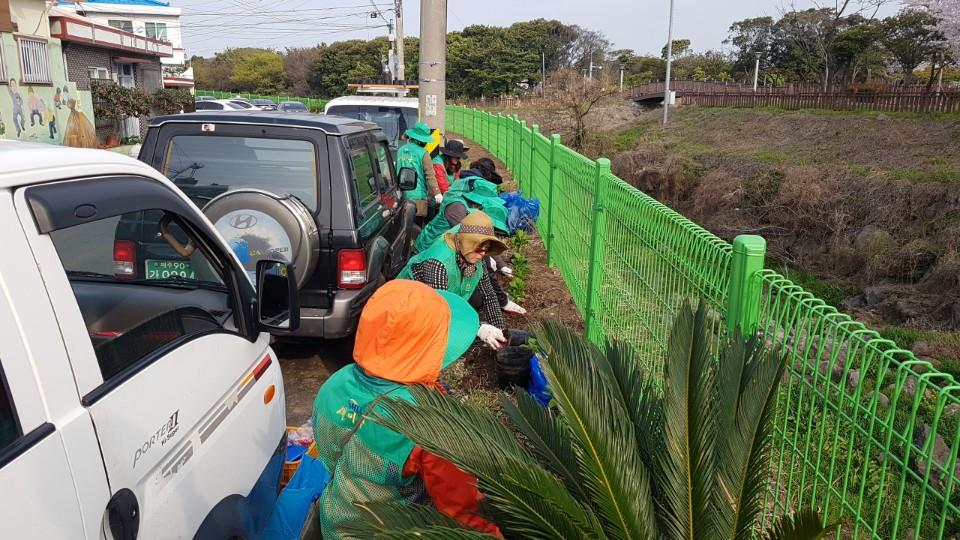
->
[589, 51, 594, 80]
[370, 1, 396, 81]
[541, 51, 546, 97]
[419, 0, 446, 134]
[662, 0, 674, 124]
[752, 52, 761, 92]
[619, 64, 624, 93]
[395, 0, 405, 81]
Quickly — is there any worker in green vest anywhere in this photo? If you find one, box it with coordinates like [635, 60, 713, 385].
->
[414, 176, 507, 253]
[399, 211, 509, 349]
[312, 279, 502, 539]
[431, 139, 468, 192]
[395, 122, 443, 223]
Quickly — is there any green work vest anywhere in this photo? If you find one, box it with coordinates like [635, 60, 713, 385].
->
[312, 365, 420, 540]
[398, 237, 483, 300]
[414, 193, 473, 253]
[396, 142, 428, 201]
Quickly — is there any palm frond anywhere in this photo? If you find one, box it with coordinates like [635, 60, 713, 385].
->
[605, 340, 665, 486]
[535, 320, 656, 540]
[370, 386, 603, 539]
[499, 390, 590, 501]
[340, 501, 471, 536]
[717, 337, 788, 540]
[762, 508, 838, 540]
[657, 301, 721, 540]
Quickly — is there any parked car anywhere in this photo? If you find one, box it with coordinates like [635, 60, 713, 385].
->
[195, 95, 216, 101]
[194, 100, 244, 111]
[252, 98, 278, 111]
[325, 95, 418, 152]
[277, 101, 309, 113]
[139, 111, 417, 338]
[0, 142, 298, 538]
[228, 99, 257, 110]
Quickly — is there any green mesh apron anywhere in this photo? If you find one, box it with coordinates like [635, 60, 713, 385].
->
[414, 194, 473, 253]
[312, 366, 423, 540]
[395, 142, 428, 201]
[398, 238, 483, 301]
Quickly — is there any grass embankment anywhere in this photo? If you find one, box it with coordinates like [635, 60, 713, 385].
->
[498, 101, 960, 363]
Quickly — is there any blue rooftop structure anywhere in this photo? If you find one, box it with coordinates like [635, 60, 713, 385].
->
[58, 0, 171, 6]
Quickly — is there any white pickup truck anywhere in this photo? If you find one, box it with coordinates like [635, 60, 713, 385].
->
[0, 142, 299, 538]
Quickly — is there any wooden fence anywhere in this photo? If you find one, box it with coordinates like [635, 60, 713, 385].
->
[630, 80, 952, 99]
[683, 92, 960, 114]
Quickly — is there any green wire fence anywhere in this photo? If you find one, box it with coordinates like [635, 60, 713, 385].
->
[195, 90, 328, 111]
[447, 104, 960, 539]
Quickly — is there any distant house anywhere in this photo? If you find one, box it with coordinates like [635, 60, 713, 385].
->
[54, 0, 193, 90]
[0, 0, 97, 146]
[50, 6, 170, 140]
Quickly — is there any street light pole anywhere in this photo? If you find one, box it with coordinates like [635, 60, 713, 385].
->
[662, 0, 674, 124]
[395, 0, 405, 81]
[752, 52, 761, 92]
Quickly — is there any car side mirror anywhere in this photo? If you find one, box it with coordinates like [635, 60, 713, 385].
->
[256, 260, 300, 333]
[398, 167, 418, 191]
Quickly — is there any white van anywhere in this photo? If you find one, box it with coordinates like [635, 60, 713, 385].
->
[0, 142, 298, 538]
[324, 96, 418, 151]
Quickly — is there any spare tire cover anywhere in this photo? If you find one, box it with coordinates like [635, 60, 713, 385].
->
[203, 189, 319, 289]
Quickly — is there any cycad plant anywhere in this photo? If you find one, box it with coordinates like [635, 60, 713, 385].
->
[343, 302, 838, 539]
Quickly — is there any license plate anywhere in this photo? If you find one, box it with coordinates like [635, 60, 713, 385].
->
[145, 259, 195, 280]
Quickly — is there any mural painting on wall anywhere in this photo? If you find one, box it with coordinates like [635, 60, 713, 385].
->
[0, 38, 97, 147]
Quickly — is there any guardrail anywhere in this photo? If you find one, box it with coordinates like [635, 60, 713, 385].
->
[448, 104, 960, 539]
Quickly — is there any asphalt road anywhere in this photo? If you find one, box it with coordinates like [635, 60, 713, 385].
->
[275, 338, 353, 427]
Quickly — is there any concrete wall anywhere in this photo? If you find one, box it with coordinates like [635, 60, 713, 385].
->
[0, 33, 96, 146]
[9, 0, 49, 38]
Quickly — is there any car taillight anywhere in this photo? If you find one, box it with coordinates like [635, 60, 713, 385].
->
[113, 239, 137, 279]
[338, 249, 366, 289]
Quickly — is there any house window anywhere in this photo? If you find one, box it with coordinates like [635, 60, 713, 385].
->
[108, 19, 134, 33]
[17, 37, 51, 84]
[145, 22, 167, 41]
[88, 67, 111, 81]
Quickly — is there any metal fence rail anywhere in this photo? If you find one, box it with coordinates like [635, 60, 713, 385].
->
[447, 104, 960, 539]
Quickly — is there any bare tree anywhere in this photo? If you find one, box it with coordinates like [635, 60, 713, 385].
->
[284, 47, 321, 97]
[547, 68, 613, 150]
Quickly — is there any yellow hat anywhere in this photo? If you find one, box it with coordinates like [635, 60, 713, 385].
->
[445, 211, 508, 257]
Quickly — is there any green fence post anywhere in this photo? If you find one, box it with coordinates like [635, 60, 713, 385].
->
[726, 235, 767, 338]
[530, 125, 539, 194]
[584, 158, 611, 344]
[513, 115, 520, 173]
[546, 134, 560, 266]
[518, 120, 527, 189]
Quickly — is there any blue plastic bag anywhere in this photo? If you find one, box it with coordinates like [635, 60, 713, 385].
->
[261, 454, 330, 540]
[527, 353, 551, 407]
[500, 191, 541, 235]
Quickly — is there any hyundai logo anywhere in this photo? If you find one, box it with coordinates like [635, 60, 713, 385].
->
[229, 214, 258, 229]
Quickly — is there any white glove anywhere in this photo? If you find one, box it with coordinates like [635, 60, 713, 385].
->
[488, 258, 498, 272]
[434, 193, 443, 204]
[500, 266, 513, 278]
[477, 324, 507, 350]
[503, 300, 527, 315]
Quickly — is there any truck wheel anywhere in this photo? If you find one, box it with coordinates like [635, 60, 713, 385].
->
[203, 190, 319, 289]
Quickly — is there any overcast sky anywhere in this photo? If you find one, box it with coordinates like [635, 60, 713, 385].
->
[178, 0, 904, 58]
